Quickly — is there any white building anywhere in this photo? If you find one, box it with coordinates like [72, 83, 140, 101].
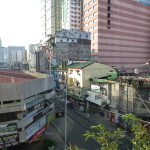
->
[0, 38, 2, 47]
[62, 0, 82, 30]
[41, 0, 62, 43]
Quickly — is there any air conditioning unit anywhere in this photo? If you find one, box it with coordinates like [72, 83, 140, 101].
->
[17, 113, 23, 120]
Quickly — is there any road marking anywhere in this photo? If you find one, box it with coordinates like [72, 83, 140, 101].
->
[67, 116, 74, 122]
[51, 122, 62, 133]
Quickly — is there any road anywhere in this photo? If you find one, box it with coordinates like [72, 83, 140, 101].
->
[52, 98, 100, 150]
[51, 97, 132, 150]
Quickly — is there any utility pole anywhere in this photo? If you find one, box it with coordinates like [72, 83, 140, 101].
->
[64, 70, 67, 150]
[126, 81, 129, 113]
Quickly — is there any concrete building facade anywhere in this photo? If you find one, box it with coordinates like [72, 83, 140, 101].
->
[0, 70, 55, 148]
[0, 47, 5, 63]
[83, 0, 150, 73]
[41, 0, 62, 43]
[62, 0, 83, 30]
[6, 46, 25, 64]
[0, 38, 2, 47]
[52, 29, 91, 64]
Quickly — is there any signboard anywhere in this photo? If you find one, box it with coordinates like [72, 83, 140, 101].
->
[40, 116, 46, 128]
[0, 123, 17, 136]
[45, 91, 55, 99]
[0, 134, 19, 149]
[47, 112, 55, 124]
[91, 85, 100, 92]
[27, 126, 46, 144]
[26, 122, 40, 140]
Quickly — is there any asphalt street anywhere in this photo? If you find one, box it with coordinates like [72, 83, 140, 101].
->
[52, 99, 100, 150]
[51, 97, 132, 150]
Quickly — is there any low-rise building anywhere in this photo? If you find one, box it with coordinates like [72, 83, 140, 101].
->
[66, 61, 116, 111]
[0, 70, 55, 148]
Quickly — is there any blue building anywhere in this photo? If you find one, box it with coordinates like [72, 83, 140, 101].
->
[138, 0, 150, 6]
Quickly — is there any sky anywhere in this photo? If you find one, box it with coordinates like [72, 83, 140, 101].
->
[0, 0, 41, 50]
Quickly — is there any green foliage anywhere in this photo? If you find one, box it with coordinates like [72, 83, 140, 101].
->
[51, 64, 59, 70]
[51, 42, 55, 48]
[43, 138, 56, 150]
[68, 143, 85, 150]
[67, 114, 150, 150]
[122, 113, 150, 150]
[83, 124, 125, 150]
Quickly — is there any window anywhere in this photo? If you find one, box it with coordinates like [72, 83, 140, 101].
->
[107, 13, 110, 18]
[108, 20, 111, 25]
[107, 6, 111, 11]
[93, 5, 98, 9]
[108, 0, 111, 4]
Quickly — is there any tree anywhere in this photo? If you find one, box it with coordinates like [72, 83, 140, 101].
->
[83, 125, 125, 150]
[68, 114, 150, 150]
[122, 113, 150, 150]
[68, 143, 85, 150]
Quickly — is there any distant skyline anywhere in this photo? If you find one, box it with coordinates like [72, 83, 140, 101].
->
[0, 0, 41, 50]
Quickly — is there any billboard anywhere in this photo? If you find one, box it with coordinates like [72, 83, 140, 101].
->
[0, 134, 19, 149]
[0, 123, 17, 136]
[25, 122, 40, 140]
[47, 112, 55, 124]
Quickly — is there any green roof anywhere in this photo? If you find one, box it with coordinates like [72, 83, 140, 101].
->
[67, 61, 94, 69]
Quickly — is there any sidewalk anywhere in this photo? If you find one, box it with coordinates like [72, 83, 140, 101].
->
[72, 109, 132, 141]
[43, 123, 65, 150]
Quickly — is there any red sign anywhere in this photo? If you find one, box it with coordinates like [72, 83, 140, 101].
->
[27, 126, 46, 144]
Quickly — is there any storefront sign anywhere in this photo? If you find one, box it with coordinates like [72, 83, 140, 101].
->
[27, 126, 46, 144]
[26, 122, 40, 140]
[40, 116, 46, 128]
[0, 123, 17, 136]
[47, 112, 55, 124]
[0, 134, 19, 149]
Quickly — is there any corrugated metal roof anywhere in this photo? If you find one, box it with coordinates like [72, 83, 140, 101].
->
[0, 69, 37, 83]
[67, 61, 94, 69]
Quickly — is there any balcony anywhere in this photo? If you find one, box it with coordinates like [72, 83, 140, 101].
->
[18, 99, 54, 128]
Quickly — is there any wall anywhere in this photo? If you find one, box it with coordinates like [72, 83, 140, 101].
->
[83, 0, 150, 73]
[0, 47, 5, 63]
[82, 62, 116, 89]
[109, 82, 150, 115]
[0, 76, 54, 101]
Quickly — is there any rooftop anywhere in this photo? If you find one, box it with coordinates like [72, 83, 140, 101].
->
[67, 61, 94, 69]
[0, 69, 37, 83]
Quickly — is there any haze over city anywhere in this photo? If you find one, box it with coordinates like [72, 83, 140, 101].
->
[0, 0, 41, 49]
[0, 0, 149, 150]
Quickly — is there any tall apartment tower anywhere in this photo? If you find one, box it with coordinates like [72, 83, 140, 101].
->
[41, 0, 62, 43]
[83, 0, 150, 73]
[62, 0, 83, 30]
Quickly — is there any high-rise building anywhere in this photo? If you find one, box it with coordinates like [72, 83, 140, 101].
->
[62, 0, 83, 30]
[6, 46, 25, 64]
[0, 47, 5, 63]
[83, 0, 150, 73]
[0, 38, 2, 47]
[41, 0, 62, 43]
